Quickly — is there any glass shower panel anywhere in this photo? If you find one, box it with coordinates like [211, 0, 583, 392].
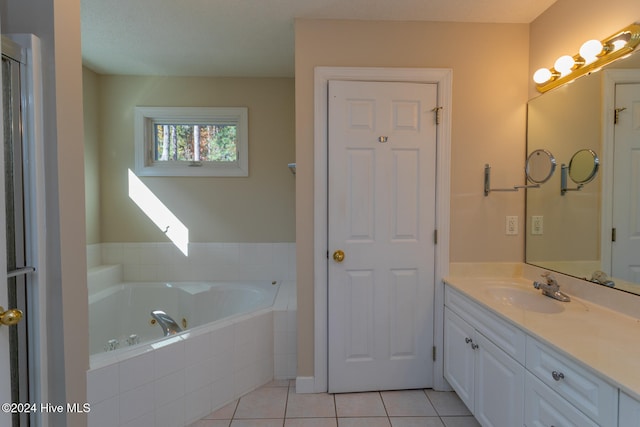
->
[2, 53, 30, 427]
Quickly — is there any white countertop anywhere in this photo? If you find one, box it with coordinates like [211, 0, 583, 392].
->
[444, 276, 640, 401]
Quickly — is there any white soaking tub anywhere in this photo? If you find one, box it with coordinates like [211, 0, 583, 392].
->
[87, 280, 284, 427]
[89, 280, 279, 355]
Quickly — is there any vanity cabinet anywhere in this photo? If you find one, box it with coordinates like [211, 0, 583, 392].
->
[444, 284, 625, 427]
[444, 289, 525, 427]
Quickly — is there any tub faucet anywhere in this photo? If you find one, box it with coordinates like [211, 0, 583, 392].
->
[151, 310, 183, 336]
[533, 272, 571, 302]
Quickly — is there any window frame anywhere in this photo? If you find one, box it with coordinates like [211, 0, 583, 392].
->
[134, 106, 249, 177]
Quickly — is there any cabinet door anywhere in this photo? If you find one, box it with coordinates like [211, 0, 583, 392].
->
[475, 333, 525, 427]
[525, 373, 599, 427]
[619, 392, 640, 427]
[444, 307, 475, 412]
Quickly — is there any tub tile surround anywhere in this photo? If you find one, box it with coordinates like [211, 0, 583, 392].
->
[446, 262, 640, 401]
[87, 309, 276, 427]
[87, 242, 297, 427]
[88, 242, 296, 284]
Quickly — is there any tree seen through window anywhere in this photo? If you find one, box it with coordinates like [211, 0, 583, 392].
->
[154, 124, 238, 163]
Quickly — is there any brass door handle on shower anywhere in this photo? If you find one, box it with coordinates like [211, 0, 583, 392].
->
[0, 306, 23, 326]
[333, 250, 345, 263]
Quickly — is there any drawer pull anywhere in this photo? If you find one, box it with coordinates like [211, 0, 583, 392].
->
[471, 343, 479, 350]
[551, 371, 565, 381]
[465, 337, 473, 344]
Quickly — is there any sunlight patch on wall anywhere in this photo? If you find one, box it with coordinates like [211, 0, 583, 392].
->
[128, 169, 189, 256]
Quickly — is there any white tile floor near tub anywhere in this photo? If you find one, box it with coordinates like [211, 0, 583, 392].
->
[189, 381, 480, 427]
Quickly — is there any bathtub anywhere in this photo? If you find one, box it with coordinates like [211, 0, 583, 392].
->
[87, 280, 292, 427]
[89, 280, 279, 355]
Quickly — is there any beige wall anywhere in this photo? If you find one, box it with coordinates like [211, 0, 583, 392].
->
[83, 67, 101, 244]
[294, 19, 530, 376]
[96, 75, 295, 243]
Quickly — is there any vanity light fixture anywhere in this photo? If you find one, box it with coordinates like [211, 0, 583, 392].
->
[533, 23, 640, 92]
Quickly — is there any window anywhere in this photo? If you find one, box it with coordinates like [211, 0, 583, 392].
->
[134, 106, 248, 176]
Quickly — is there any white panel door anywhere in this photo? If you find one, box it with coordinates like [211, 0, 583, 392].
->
[328, 80, 437, 393]
[612, 83, 640, 282]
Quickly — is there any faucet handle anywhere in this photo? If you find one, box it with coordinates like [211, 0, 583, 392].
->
[541, 271, 559, 287]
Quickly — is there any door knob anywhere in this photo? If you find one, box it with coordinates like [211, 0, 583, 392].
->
[333, 250, 345, 263]
[0, 306, 23, 326]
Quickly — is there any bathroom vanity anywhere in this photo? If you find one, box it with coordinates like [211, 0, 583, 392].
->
[443, 276, 640, 427]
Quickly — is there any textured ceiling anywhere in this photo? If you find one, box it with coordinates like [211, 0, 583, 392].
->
[81, 0, 556, 77]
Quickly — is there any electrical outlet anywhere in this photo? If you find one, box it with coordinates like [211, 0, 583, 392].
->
[531, 215, 544, 235]
[506, 216, 518, 235]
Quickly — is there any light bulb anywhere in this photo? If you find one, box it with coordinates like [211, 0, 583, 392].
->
[554, 55, 575, 76]
[579, 39, 603, 64]
[533, 68, 553, 84]
[612, 39, 627, 51]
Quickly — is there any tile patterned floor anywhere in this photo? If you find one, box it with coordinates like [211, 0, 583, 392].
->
[189, 380, 480, 427]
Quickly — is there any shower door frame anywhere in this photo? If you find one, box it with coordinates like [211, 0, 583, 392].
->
[1, 34, 48, 427]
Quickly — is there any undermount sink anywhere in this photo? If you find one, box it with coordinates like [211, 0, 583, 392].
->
[486, 286, 565, 314]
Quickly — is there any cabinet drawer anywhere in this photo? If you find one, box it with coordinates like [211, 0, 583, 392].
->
[525, 372, 599, 427]
[526, 337, 617, 426]
[445, 286, 526, 363]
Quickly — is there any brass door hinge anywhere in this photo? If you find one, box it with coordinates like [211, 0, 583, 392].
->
[432, 107, 443, 125]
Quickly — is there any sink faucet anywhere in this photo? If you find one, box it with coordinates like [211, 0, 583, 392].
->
[533, 272, 570, 302]
[590, 270, 615, 287]
[151, 310, 183, 336]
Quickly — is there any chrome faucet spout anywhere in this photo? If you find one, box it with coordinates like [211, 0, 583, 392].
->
[151, 310, 183, 336]
[533, 272, 570, 302]
[590, 270, 615, 287]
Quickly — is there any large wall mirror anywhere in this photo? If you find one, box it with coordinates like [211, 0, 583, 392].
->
[526, 48, 640, 296]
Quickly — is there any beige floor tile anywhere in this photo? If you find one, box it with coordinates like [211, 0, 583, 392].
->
[230, 420, 284, 427]
[335, 392, 387, 417]
[424, 390, 471, 417]
[338, 417, 391, 427]
[440, 416, 481, 427]
[380, 390, 437, 417]
[205, 400, 238, 419]
[390, 417, 444, 427]
[286, 390, 336, 418]
[285, 418, 338, 427]
[190, 421, 232, 427]
[234, 386, 288, 419]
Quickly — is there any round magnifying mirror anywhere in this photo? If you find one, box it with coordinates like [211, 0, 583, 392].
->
[525, 149, 557, 184]
[568, 149, 599, 184]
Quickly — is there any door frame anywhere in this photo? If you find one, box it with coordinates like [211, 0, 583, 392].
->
[305, 67, 452, 393]
[601, 69, 640, 275]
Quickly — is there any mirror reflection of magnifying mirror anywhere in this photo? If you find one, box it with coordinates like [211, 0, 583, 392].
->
[526, 149, 557, 184]
[568, 149, 599, 184]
